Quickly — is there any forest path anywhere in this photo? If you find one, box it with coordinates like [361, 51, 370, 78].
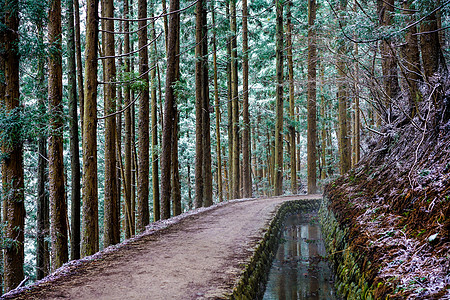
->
[8, 194, 321, 300]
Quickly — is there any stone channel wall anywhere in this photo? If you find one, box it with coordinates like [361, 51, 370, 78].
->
[319, 196, 376, 300]
[229, 198, 321, 300]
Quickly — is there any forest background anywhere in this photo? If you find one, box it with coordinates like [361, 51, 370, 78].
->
[0, 0, 449, 294]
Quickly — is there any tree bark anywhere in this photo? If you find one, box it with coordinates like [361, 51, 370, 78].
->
[230, 0, 240, 199]
[136, 0, 150, 233]
[287, 0, 297, 194]
[202, 5, 213, 207]
[123, 0, 133, 238]
[48, 0, 69, 270]
[2, 0, 25, 289]
[102, 0, 119, 245]
[82, 0, 99, 257]
[226, 3, 232, 201]
[242, 0, 251, 198]
[161, 0, 180, 218]
[67, 0, 81, 260]
[74, 0, 84, 137]
[195, 0, 204, 208]
[274, 0, 284, 196]
[212, 1, 223, 202]
[150, 2, 160, 221]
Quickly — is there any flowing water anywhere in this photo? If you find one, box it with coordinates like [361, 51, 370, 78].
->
[263, 212, 338, 300]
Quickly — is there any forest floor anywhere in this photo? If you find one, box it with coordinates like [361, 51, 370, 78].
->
[4, 194, 322, 300]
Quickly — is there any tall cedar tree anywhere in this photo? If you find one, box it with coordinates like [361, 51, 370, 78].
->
[401, 0, 422, 117]
[230, 0, 240, 199]
[337, 0, 351, 174]
[287, 0, 297, 193]
[202, 2, 213, 207]
[102, 0, 120, 243]
[161, 0, 180, 218]
[150, 0, 160, 221]
[82, 0, 99, 257]
[242, 0, 251, 198]
[273, 0, 284, 196]
[212, 0, 223, 202]
[74, 0, 84, 136]
[172, 8, 181, 215]
[137, 0, 150, 232]
[378, 0, 400, 116]
[307, 0, 317, 193]
[36, 24, 50, 279]
[123, 0, 133, 237]
[2, 0, 25, 290]
[48, 0, 69, 270]
[226, 3, 232, 201]
[67, 0, 81, 260]
[195, 0, 204, 208]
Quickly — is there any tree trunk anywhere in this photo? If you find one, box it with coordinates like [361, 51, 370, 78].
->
[401, 0, 422, 117]
[242, 0, 251, 198]
[48, 0, 69, 270]
[287, 0, 297, 194]
[212, 1, 223, 202]
[172, 25, 181, 215]
[337, 0, 351, 175]
[102, 0, 119, 245]
[202, 5, 213, 207]
[161, 0, 180, 219]
[225, 3, 232, 201]
[123, 0, 133, 238]
[420, 6, 447, 81]
[274, 0, 284, 196]
[2, 0, 25, 289]
[67, 0, 81, 260]
[230, 0, 240, 199]
[74, 0, 84, 137]
[150, 2, 160, 221]
[195, 0, 204, 208]
[136, 0, 150, 233]
[82, 0, 99, 257]
[378, 0, 400, 116]
[35, 22, 50, 280]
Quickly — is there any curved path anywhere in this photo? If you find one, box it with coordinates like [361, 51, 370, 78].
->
[6, 195, 321, 300]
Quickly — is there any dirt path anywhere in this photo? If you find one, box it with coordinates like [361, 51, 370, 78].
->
[6, 195, 321, 300]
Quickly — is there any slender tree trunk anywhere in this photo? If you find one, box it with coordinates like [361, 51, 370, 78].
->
[123, 0, 132, 238]
[136, 0, 150, 233]
[0, 41, 3, 291]
[212, 1, 223, 202]
[286, 0, 297, 194]
[172, 24, 181, 215]
[67, 0, 81, 260]
[337, 0, 351, 175]
[195, 0, 204, 208]
[202, 5, 213, 207]
[230, 0, 240, 199]
[74, 0, 84, 136]
[226, 3, 232, 200]
[2, 0, 25, 289]
[161, 0, 180, 218]
[116, 36, 123, 241]
[150, 2, 160, 221]
[274, 0, 284, 196]
[242, 0, 251, 198]
[82, 0, 99, 257]
[102, 0, 119, 245]
[48, 0, 69, 270]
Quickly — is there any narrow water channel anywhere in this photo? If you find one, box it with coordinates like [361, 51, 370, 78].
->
[263, 212, 338, 300]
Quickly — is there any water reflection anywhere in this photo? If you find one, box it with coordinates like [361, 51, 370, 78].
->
[263, 212, 338, 300]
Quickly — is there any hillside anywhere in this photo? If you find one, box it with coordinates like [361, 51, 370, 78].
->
[325, 85, 450, 298]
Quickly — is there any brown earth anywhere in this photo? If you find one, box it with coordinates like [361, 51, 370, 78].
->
[4, 195, 321, 300]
